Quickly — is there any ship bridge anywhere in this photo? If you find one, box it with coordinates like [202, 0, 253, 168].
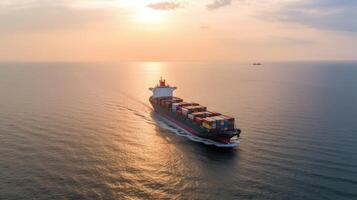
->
[149, 78, 177, 98]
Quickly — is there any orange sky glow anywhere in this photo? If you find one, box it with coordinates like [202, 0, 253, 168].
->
[0, 0, 356, 62]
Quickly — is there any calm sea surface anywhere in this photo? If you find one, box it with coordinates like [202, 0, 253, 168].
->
[0, 62, 356, 200]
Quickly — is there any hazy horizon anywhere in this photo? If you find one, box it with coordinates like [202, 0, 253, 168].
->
[1, 0, 357, 62]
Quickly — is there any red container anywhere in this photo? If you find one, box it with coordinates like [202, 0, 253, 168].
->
[161, 98, 179, 107]
[194, 117, 203, 125]
[191, 112, 207, 118]
[208, 112, 221, 117]
[221, 115, 235, 122]
[172, 97, 182, 101]
[176, 102, 199, 109]
[182, 105, 207, 114]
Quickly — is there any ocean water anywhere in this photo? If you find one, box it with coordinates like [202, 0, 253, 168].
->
[0, 62, 356, 200]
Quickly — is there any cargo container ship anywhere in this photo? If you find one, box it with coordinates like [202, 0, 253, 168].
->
[149, 78, 241, 147]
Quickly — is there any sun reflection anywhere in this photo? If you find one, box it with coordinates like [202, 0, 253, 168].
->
[140, 62, 166, 87]
[141, 62, 165, 71]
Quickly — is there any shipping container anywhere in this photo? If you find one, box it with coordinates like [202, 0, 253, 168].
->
[178, 102, 199, 107]
[220, 115, 235, 122]
[204, 116, 232, 130]
[157, 96, 181, 104]
[190, 111, 221, 118]
[172, 102, 189, 110]
[174, 102, 199, 114]
[181, 108, 189, 116]
[191, 111, 206, 118]
[209, 112, 222, 117]
[160, 98, 183, 110]
[171, 99, 183, 103]
[202, 122, 212, 129]
[219, 115, 235, 130]
[181, 105, 207, 115]
[202, 117, 217, 129]
[194, 117, 203, 125]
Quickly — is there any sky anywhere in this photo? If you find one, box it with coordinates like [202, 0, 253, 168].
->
[0, 0, 356, 62]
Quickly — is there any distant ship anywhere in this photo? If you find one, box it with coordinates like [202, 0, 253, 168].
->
[149, 78, 241, 147]
[252, 62, 262, 66]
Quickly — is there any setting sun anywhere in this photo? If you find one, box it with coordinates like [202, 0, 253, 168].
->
[134, 9, 165, 24]
[118, 0, 155, 8]
[118, 0, 167, 24]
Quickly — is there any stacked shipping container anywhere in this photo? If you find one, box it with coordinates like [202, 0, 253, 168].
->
[153, 96, 235, 132]
[181, 105, 207, 116]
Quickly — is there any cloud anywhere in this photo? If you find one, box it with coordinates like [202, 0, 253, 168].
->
[146, 2, 182, 10]
[200, 25, 210, 29]
[0, 0, 118, 33]
[206, 0, 231, 10]
[270, 0, 357, 32]
[270, 36, 315, 45]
